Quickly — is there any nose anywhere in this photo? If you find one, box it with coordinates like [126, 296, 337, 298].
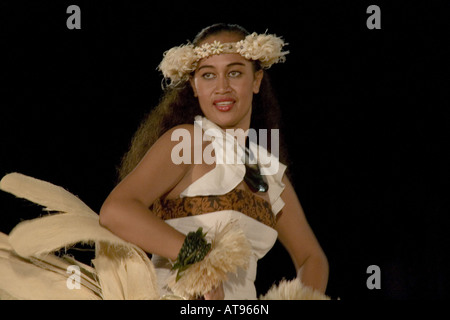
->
[215, 75, 231, 94]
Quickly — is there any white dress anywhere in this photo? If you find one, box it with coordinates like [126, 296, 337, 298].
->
[151, 116, 287, 300]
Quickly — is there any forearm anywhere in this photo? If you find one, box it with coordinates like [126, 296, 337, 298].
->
[297, 252, 329, 293]
[99, 198, 185, 261]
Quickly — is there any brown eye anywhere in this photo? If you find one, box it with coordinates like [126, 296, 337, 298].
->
[228, 71, 242, 78]
[202, 72, 216, 79]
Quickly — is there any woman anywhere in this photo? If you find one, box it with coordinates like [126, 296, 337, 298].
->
[99, 23, 329, 300]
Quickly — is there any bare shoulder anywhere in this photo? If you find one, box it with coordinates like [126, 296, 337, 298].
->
[146, 124, 195, 152]
[157, 123, 216, 199]
[164, 123, 196, 136]
[157, 123, 211, 153]
[110, 125, 197, 205]
[153, 124, 196, 147]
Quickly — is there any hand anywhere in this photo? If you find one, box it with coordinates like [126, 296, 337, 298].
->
[203, 283, 224, 300]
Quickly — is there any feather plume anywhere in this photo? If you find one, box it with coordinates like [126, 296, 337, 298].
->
[0, 231, 101, 300]
[259, 277, 331, 300]
[93, 242, 160, 300]
[8, 212, 131, 258]
[0, 173, 161, 300]
[0, 172, 97, 218]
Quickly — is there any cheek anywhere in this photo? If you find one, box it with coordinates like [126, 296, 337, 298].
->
[233, 81, 254, 102]
[193, 83, 213, 109]
[196, 88, 211, 103]
[193, 79, 212, 99]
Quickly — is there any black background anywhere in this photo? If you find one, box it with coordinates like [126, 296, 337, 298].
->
[1, 1, 449, 300]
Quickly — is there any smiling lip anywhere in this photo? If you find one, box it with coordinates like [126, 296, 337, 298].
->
[213, 99, 235, 112]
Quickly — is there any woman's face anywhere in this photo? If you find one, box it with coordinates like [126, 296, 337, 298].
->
[190, 32, 263, 131]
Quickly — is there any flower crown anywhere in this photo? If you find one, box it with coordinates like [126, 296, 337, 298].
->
[158, 32, 289, 86]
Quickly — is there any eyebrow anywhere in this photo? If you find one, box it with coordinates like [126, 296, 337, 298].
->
[197, 62, 246, 71]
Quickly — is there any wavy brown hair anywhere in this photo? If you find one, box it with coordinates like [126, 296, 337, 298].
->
[117, 23, 290, 181]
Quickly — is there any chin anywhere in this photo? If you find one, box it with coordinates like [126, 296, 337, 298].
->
[207, 112, 240, 129]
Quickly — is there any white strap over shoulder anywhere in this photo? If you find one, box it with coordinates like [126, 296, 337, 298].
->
[179, 116, 246, 197]
[180, 116, 287, 216]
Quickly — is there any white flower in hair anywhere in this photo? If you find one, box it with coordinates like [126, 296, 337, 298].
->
[158, 44, 198, 84]
[210, 40, 224, 55]
[235, 39, 253, 60]
[236, 33, 288, 68]
[194, 43, 213, 58]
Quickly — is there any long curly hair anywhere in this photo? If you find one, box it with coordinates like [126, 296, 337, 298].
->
[117, 23, 290, 181]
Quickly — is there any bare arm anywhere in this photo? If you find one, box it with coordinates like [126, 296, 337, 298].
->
[276, 176, 329, 293]
[99, 125, 194, 261]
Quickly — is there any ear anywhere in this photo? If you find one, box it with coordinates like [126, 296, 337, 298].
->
[252, 70, 264, 94]
[189, 76, 198, 97]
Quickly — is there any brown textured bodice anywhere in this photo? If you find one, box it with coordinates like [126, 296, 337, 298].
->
[152, 188, 276, 229]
